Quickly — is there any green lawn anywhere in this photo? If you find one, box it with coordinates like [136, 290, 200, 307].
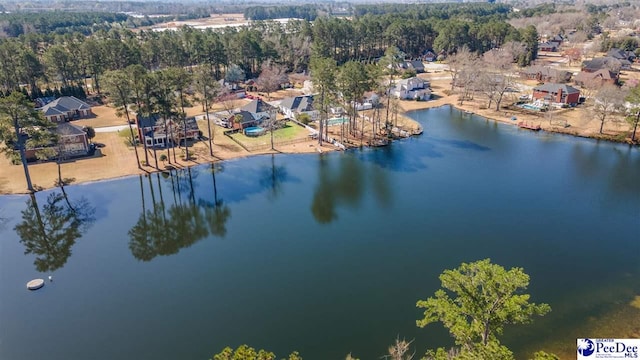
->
[230, 122, 309, 146]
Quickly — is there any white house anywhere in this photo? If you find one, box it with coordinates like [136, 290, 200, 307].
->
[390, 77, 431, 100]
[241, 99, 277, 120]
[279, 95, 319, 120]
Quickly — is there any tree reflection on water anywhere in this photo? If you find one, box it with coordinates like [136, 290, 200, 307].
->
[14, 189, 96, 273]
[311, 151, 391, 224]
[129, 165, 231, 262]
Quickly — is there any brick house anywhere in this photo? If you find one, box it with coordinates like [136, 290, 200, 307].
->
[520, 66, 572, 83]
[574, 69, 618, 87]
[38, 96, 92, 123]
[538, 42, 558, 52]
[532, 83, 581, 105]
[136, 115, 201, 148]
[53, 123, 90, 157]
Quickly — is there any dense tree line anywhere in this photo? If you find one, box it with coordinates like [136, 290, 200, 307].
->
[2, 1, 223, 17]
[600, 35, 640, 52]
[0, 3, 545, 98]
[353, 2, 512, 19]
[0, 12, 129, 37]
[244, 5, 320, 21]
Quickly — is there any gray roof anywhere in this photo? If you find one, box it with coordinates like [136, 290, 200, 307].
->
[137, 114, 163, 129]
[607, 48, 636, 60]
[241, 99, 276, 114]
[539, 42, 557, 49]
[39, 96, 91, 116]
[582, 57, 627, 72]
[232, 110, 258, 124]
[280, 95, 314, 112]
[409, 60, 425, 69]
[54, 123, 86, 136]
[533, 83, 580, 94]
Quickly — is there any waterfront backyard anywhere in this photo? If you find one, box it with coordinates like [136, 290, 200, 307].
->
[0, 106, 638, 360]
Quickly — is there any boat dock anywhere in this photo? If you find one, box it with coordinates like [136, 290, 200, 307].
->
[518, 121, 541, 131]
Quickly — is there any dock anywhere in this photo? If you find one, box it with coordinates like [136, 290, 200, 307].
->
[518, 121, 541, 131]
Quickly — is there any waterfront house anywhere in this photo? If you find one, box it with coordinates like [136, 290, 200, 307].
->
[390, 77, 431, 100]
[241, 99, 277, 121]
[230, 110, 262, 130]
[136, 115, 201, 147]
[38, 96, 92, 123]
[532, 83, 581, 105]
[22, 123, 91, 161]
[53, 123, 90, 157]
[279, 95, 318, 120]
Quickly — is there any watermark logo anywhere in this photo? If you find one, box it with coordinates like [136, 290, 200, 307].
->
[577, 339, 595, 357]
[577, 339, 639, 359]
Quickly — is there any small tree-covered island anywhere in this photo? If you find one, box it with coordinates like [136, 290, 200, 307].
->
[0, 1, 639, 360]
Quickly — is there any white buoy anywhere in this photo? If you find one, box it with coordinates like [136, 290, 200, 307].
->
[48, 275, 53, 282]
[27, 279, 45, 290]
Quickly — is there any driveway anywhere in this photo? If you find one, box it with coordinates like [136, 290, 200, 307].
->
[94, 125, 134, 133]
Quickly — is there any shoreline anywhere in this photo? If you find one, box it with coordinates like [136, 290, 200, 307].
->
[1, 95, 637, 195]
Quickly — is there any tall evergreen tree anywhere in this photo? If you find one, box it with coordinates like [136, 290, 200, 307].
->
[0, 91, 56, 192]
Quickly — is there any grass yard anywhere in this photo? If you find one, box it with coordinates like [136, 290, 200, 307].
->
[230, 122, 310, 147]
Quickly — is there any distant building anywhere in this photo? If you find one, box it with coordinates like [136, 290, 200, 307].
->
[520, 66, 572, 83]
[607, 48, 636, 62]
[582, 57, 628, 73]
[422, 50, 437, 62]
[574, 69, 618, 87]
[538, 42, 558, 52]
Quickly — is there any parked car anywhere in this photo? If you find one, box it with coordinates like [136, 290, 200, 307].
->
[215, 118, 232, 128]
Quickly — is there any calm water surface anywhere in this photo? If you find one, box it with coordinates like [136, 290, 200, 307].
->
[1, 106, 639, 360]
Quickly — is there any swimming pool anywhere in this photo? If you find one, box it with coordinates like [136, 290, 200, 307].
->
[244, 127, 266, 137]
[327, 117, 349, 126]
[520, 104, 543, 111]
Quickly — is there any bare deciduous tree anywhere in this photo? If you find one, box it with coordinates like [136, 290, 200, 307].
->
[563, 47, 582, 65]
[579, 77, 604, 102]
[478, 49, 515, 111]
[386, 337, 415, 360]
[593, 85, 625, 134]
[447, 45, 475, 92]
[218, 90, 241, 116]
[256, 60, 288, 101]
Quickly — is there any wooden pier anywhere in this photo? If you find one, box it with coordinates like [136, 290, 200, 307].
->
[518, 121, 541, 131]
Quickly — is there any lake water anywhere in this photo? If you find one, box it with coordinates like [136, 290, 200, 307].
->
[1, 106, 639, 360]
